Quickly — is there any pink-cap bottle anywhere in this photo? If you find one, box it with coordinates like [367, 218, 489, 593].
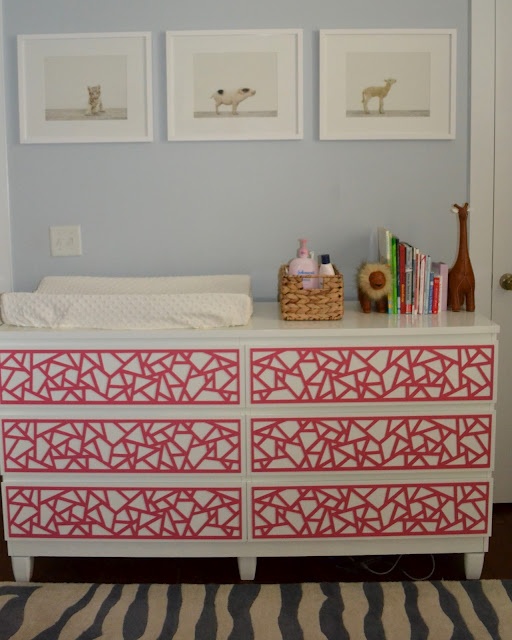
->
[288, 238, 318, 289]
[297, 238, 309, 258]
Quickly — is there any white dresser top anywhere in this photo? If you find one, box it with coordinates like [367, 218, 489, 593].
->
[0, 301, 499, 344]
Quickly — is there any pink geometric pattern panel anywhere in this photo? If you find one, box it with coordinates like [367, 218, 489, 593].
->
[7, 486, 242, 539]
[0, 350, 240, 404]
[251, 483, 489, 539]
[250, 346, 495, 404]
[1, 419, 241, 473]
[250, 415, 492, 472]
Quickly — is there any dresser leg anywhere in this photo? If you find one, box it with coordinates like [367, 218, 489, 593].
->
[11, 556, 34, 582]
[237, 556, 257, 580]
[464, 552, 485, 579]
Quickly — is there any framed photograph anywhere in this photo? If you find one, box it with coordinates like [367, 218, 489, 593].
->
[18, 32, 153, 143]
[166, 29, 303, 141]
[319, 29, 456, 140]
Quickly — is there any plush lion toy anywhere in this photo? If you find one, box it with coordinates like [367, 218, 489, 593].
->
[357, 262, 392, 313]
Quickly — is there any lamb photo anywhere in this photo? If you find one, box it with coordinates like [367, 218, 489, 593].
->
[192, 51, 278, 118]
[345, 51, 431, 118]
[44, 54, 128, 121]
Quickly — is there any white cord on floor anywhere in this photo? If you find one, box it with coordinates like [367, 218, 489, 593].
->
[402, 555, 436, 581]
[361, 554, 436, 581]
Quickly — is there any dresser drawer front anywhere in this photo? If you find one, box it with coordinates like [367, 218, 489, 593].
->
[251, 482, 490, 539]
[5, 486, 242, 539]
[0, 350, 240, 405]
[250, 414, 492, 472]
[1, 419, 242, 473]
[250, 346, 495, 404]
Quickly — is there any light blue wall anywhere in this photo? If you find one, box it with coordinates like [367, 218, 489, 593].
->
[3, 0, 469, 300]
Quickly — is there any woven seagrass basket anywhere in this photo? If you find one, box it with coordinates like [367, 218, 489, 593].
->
[278, 264, 344, 321]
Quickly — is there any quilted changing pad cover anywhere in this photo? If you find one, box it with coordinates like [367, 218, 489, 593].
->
[0, 275, 253, 329]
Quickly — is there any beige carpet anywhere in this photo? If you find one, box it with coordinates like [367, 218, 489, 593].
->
[1, 580, 511, 639]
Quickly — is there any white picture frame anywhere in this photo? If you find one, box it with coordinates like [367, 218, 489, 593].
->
[319, 29, 457, 140]
[166, 29, 303, 141]
[17, 32, 153, 143]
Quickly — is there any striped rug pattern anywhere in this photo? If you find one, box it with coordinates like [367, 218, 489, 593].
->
[1, 580, 511, 639]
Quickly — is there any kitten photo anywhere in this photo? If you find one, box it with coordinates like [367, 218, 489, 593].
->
[85, 85, 105, 115]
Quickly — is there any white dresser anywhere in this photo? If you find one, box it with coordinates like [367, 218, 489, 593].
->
[0, 302, 499, 581]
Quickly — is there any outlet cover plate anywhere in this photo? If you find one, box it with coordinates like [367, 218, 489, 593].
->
[50, 225, 82, 257]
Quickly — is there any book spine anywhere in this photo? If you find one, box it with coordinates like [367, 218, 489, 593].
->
[405, 244, 413, 314]
[391, 235, 399, 314]
[428, 270, 434, 314]
[413, 248, 420, 314]
[440, 262, 449, 311]
[431, 260, 449, 312]
[432, 276, 440, 314]
[399, 242, 406, 314]
[387, 231, 393, 313]
[418, 253, 425, 314]
[423, 255, 431, 314]
[377, 227, 393, 314]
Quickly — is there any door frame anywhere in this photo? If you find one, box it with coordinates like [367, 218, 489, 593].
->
[470, 0, 495, 318]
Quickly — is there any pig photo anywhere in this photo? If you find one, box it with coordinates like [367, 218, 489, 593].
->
[192, 51, 277, 118]
[210, 87, 256, 115]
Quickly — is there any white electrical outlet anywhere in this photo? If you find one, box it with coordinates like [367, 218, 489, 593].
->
[49, 225, 82, 257]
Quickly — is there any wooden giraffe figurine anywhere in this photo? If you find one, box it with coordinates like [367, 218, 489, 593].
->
[447, 202, 475, 312]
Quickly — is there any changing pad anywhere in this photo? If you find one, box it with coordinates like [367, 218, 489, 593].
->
[1, 275, 253, 330]
[36, 275, 251, 295]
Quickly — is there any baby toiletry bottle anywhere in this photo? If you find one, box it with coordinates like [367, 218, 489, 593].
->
[288, 239, 319, 289]
[318, 254, 335, 287]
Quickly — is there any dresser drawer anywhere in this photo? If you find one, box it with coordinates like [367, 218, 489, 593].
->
[4, 485, 243, 540]
[250, 482, 490, 539]
[250, 414, 492, 472]
[249, 345, 495, 404]
[0, 349, 240, 405]
[1, 418, 242, 473]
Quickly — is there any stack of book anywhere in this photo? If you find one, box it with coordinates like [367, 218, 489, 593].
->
[377, 227, 449, 315]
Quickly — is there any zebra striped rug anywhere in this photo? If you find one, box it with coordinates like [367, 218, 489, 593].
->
[1, 580, 511, 639]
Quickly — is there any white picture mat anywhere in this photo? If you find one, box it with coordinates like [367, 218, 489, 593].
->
[18, 32, 153, 143]
[320, 29, 456, 140]
[166, 29, 303, 141]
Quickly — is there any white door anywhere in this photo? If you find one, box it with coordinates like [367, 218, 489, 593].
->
[491, 0, 512, 502]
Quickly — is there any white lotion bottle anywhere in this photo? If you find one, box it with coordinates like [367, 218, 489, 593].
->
[318, 254, 335, 287]
[288, 239, 319, 289]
